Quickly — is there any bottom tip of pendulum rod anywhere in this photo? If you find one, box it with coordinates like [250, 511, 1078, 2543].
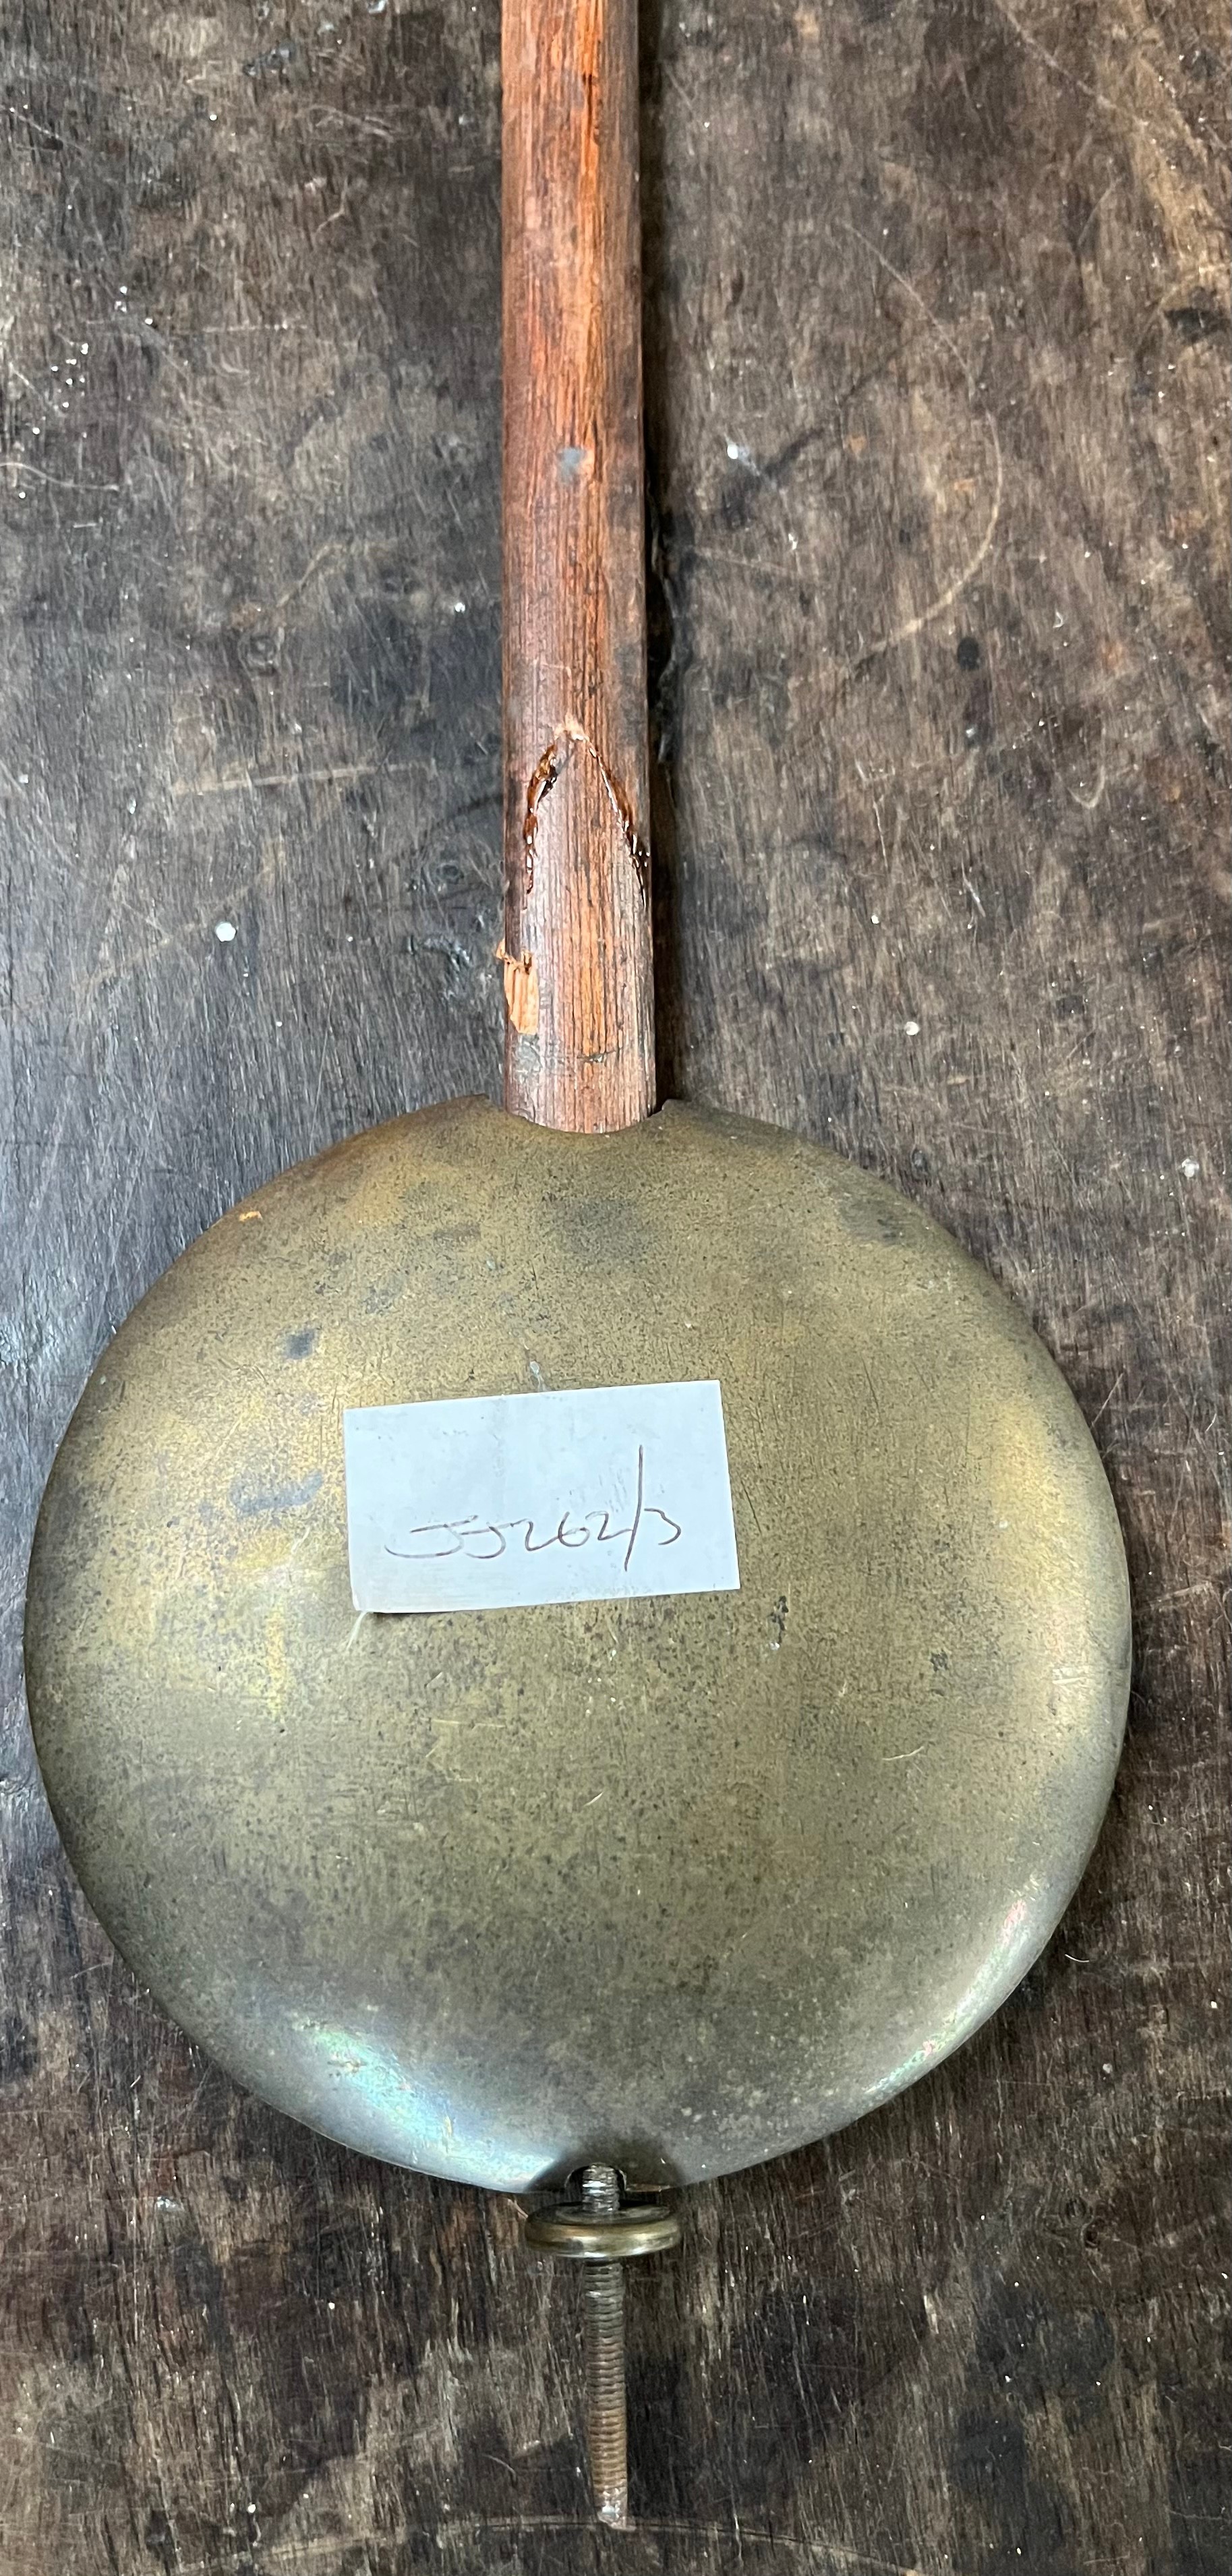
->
[523, 2162, 682, 2534]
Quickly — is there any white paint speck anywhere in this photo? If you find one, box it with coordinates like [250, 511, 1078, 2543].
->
[452, 599, 467, 614]
[214, 919, 237, 943]
[725, 439, 753, 464]
[1179, 1157, 1200, 1179]
[870, 910, 880, 925]
[903, 1019, 920, 1037]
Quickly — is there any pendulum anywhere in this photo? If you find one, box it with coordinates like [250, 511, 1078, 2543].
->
[23, 0, 1130, 2527]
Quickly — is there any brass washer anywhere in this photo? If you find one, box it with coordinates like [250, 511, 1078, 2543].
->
[524, 2204, 682, 2262]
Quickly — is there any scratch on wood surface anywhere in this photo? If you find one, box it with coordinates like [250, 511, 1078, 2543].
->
[694, 541, 822, 590]
[1067, 749, 1109, 812]
[177, 761, 418, 798]
[221, 544, 347, 630]
[832, 223, 1004, 677]
[166, 2519, 936, 2573]
[67, 836, 287, 1022]
[839, 223, 978, 395]
[0, 459, 123, 494]
[839, 417, 1002, 676]
[989, 0, 1158, 138]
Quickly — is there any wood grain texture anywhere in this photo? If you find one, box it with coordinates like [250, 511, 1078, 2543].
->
[502, 0, 654, 1129]
[0, 1, 1227, 2571]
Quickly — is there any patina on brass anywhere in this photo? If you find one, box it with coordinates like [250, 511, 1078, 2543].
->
[523, 2197, 682, 2262]
[26, 1093, 1130, 2200]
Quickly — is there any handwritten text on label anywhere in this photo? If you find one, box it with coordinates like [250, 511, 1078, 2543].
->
[343, 1382, 740, 1614]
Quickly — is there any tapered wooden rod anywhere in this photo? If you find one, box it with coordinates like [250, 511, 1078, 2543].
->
[500, 0, 655, 1132]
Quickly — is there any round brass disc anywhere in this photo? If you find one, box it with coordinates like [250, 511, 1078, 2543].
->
[25, 1098, 1130, 2193]
[523, 2205, 682, 2261]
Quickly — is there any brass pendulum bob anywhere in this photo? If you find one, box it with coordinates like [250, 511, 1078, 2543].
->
[23, 0, 1130, 2528]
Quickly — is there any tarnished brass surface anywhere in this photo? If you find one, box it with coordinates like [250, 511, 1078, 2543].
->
[25, 1098, 1130, 2194]
[523, 2204, 682, 2260]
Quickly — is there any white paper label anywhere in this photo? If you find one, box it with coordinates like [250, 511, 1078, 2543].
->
[343, 1380, 740, 1615]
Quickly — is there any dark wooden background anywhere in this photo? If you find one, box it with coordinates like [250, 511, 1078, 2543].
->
[1, 0, 1227, 2569]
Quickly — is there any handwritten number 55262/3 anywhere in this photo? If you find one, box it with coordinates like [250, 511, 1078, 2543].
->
[384, 1442, 682, 1576]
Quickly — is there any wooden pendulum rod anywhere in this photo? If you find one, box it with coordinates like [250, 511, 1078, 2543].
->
[500, 0, 655, 1134]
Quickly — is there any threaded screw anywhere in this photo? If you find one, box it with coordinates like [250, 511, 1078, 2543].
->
[579, 2165, 630, 2529]
[523, 2167, 679, 2529]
